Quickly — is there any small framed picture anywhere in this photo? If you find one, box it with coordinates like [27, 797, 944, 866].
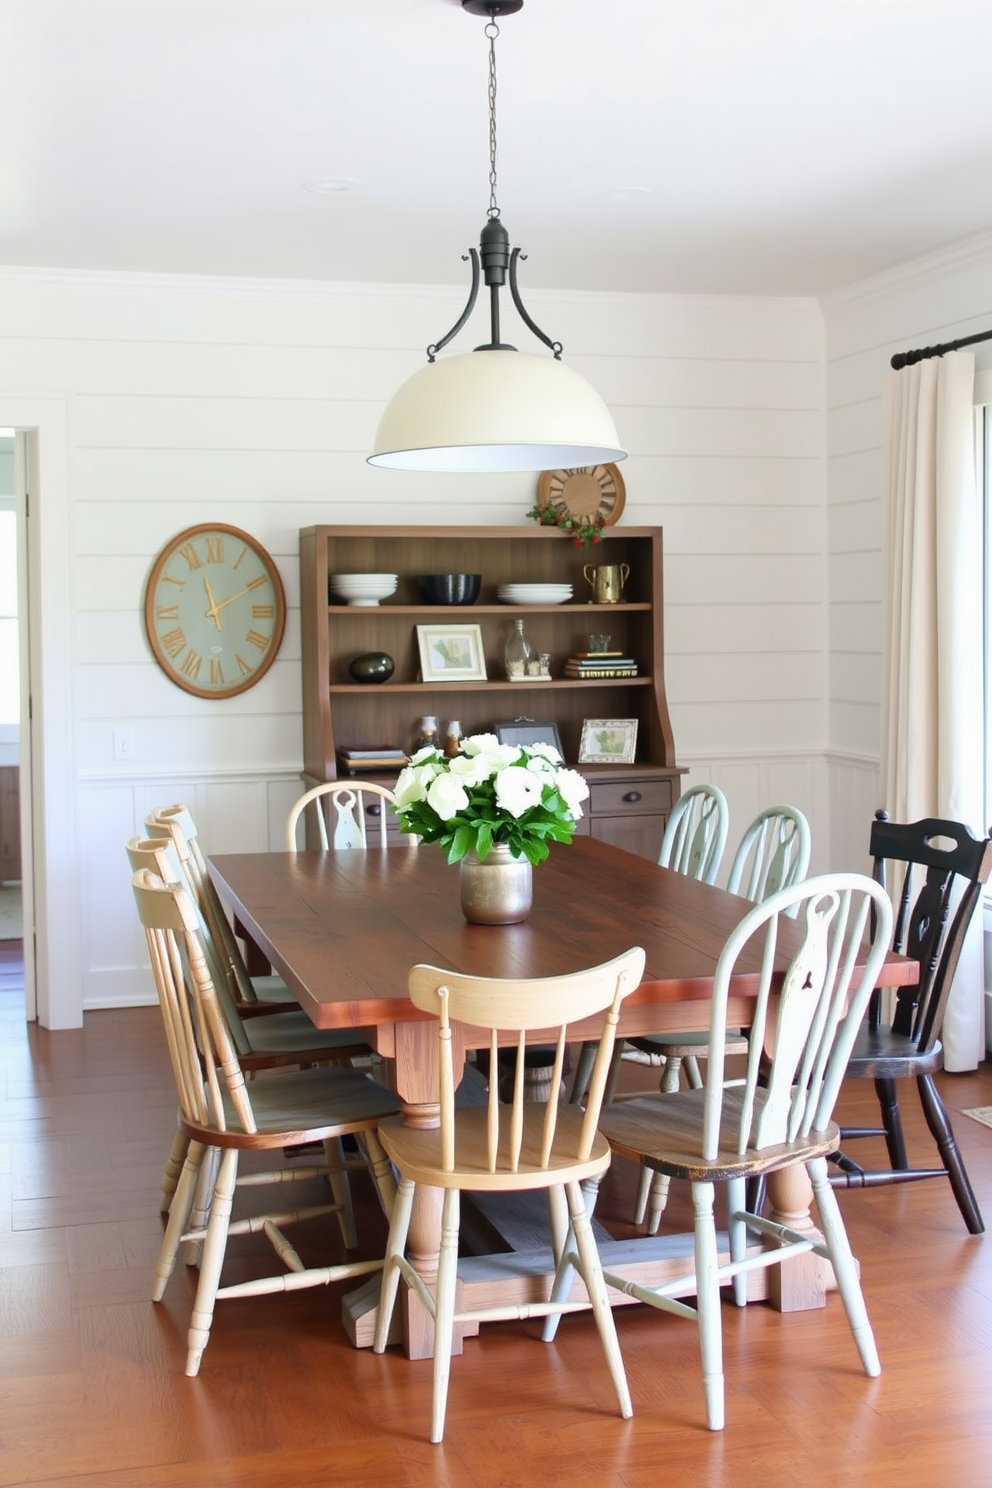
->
[416, 624, 488, 683]
[578, 717, 638, 765]
[495, 717, 564, 757]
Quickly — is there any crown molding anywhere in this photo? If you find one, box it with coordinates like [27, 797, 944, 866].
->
[0, 263, 820, 315]
[821, 229, 992, 315]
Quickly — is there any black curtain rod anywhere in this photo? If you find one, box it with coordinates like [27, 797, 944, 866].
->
[891, 327, 992, 370]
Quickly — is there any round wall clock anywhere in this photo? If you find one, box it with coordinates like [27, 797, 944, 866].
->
[536, 463, 626, 527]
[144, 523, 286, 699]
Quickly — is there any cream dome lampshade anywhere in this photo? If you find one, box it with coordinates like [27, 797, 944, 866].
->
[367, 0, 626, 476]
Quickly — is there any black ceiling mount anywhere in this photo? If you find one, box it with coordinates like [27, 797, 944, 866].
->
[462, 1, 524, 16]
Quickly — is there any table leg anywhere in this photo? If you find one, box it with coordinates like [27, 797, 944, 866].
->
[764, 1164, 832, 1311]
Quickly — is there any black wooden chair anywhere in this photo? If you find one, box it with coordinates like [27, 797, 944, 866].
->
[828, 810, 992, 1234]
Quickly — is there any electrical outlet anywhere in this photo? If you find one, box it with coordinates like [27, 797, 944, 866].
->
[113, 728, 135, 763]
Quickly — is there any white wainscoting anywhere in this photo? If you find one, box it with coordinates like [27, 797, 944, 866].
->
[80, 768, 303, 1010]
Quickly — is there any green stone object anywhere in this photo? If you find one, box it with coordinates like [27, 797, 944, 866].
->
[348, 652, 395, 684]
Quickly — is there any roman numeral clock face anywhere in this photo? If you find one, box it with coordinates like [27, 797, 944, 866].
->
[144, 524, 286, 698]
[536, 463, 626, 527]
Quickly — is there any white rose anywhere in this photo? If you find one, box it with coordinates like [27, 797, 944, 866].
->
[494, 765, 545, 818]
[461, 733, 500, 756]
[393, 762, 437, 809]
[556, 768, 590, 818]
[448, 752, 497, 787]
[426, 772, 470, 820]
[409, 744, 442, 765]
[525, 743, 563, 766]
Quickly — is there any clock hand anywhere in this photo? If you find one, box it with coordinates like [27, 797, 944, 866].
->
[211, 574, 268, 614]
[203, 576, 223, 631]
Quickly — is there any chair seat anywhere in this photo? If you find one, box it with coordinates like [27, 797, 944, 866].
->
[379, 1105, 613, 1192]
[600, 1088, 840, 1183]
[240, 1009, 371, 1069]
[845, 1023, 943, 1080]
[182, 1064, 400, 1150]
[630, 1030, 749, 1058]
[240, 972, 301, 1013]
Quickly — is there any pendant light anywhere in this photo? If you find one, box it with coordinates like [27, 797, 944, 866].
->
[368, 0, 626, 474]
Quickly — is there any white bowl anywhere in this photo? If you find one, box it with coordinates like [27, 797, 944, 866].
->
[329, 573, 398, 606]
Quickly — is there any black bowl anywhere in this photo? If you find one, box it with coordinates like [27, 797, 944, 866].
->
[418, 573, 482, 605]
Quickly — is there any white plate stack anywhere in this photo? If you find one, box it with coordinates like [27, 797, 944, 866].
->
[496, 583, 573, 606]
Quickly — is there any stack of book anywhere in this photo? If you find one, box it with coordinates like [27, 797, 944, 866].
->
[564, 651, 639, 680]
[337, 746, 408, 777]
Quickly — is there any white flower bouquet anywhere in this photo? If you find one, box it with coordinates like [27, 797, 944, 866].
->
[392, 733, 590, 866]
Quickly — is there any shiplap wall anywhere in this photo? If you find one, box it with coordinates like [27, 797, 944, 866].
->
[0, 267, 827, 1022]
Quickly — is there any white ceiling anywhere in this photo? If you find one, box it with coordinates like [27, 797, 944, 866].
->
[4, 0, 992, 297]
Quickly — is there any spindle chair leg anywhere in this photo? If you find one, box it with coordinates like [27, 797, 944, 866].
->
[726, 1176, 748, 1308]
[159, 1128, 189, 1213]
[374, 1177, 415, 1353]
[324, 1137, 358, 1248]
[184, 1145, 219, 1266]
[152, 1140, 205, 1301]
[692, 1180, 724, 1431]
[565, 1179, 632, 1420]
[808, 1158, 880, 1375]
[430, 1188, 461, 1443]
[874, 1075, 908, 1168]
[186, 1147, 238, 1377]
[917, 1073, 985, 1234]
[356, 1128, 398, 1221]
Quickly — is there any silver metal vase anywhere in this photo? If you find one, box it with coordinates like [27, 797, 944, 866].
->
[459, 843, 533, 925]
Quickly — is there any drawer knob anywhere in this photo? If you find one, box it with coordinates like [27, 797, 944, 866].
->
[367, 803, 382, 817]
[622, 791, 642, 804]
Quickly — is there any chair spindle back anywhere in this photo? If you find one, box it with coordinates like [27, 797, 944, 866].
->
[869, 811, 992, 1050]
[700, 873, 892, 1162]
[658, 783, 729, 885]
[408, 948, 646, 1176]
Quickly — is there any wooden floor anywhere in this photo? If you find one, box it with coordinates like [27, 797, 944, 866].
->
[2, 939, 992, 1487]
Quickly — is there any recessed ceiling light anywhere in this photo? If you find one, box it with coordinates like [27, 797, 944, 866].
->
[303, 177, 361, 194]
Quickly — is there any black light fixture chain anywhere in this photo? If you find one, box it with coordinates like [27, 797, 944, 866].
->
[486, 18, 500, 220]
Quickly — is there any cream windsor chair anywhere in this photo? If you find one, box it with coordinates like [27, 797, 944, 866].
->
[132, 867, 399, 1377]
[373, 947, 646, 1444]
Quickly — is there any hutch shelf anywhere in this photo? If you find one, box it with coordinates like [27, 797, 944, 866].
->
[299, 525, 682, 860]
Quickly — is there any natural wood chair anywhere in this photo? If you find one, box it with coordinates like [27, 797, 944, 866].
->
[146, 803, 298, 1012]
[131, 867, 399, 1377]
[828, 810, 992, 1234]
[373, 947, 646, 1444]
[590, 873, 892, 1431]
[285, 781, 400, 851]
[130, 827, 370, 1226]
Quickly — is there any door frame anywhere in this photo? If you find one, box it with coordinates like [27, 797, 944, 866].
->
[1, 400, 81, 1028]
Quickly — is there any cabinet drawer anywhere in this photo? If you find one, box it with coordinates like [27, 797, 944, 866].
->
[588, 778, 673, 818]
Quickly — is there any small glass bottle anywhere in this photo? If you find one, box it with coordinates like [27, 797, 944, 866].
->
[443, 720, 463, 757]
[415, 714, 439, 753]
[505, 619, 534, 681]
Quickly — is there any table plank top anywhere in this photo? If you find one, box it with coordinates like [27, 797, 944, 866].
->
[209, 837, 916, 1033]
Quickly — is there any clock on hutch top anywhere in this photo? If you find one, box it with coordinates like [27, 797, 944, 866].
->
[144, 523, 286, 698]
[536, 463, 626, 527]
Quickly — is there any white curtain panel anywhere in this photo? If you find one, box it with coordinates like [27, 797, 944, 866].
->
[880, 350, 984, 1070]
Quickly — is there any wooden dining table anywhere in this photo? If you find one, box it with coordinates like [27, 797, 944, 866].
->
[209, 836, 916, 1360]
